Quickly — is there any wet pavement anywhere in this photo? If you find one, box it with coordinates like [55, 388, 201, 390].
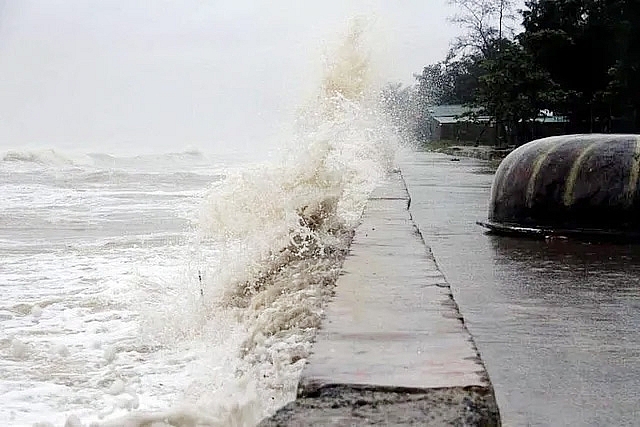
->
[261, 171, 499, 426]
[401, 151, 640, 426]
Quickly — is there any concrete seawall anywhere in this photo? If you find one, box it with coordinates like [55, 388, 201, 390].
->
[259, 171, 500, 426]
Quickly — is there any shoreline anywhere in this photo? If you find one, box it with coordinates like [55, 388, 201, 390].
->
[259, 171, 500, 426]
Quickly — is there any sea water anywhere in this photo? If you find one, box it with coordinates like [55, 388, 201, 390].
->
[0, 24, 402, 426]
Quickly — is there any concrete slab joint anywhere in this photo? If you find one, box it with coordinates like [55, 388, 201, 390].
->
[259, 171, 500, 426]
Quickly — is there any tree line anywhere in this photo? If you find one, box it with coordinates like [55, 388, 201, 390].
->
[383, 0, 640, 146]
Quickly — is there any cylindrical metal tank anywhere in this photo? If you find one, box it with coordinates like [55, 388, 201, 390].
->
[478, 134, 640, 238]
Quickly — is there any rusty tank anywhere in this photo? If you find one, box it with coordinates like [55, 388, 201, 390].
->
[478, 134, 640, 238]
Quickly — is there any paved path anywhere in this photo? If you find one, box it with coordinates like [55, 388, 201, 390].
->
[401, 151, 640, 426]
[260, 171, 499, 426]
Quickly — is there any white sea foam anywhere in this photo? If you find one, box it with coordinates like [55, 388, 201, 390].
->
[0, 148, 211, 171]
[110, 21, 399, 427]
[0, 21, 401, 427]
[1, 149, 90, 167]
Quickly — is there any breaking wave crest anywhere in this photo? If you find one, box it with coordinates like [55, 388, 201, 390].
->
[2, 148, 86, 166]
[88, 150, 211, 172]
[89, 21, 400, 427]
[1, 148, 210, 172]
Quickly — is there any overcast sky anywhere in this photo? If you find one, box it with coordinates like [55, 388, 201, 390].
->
[0, 1, 463, 156]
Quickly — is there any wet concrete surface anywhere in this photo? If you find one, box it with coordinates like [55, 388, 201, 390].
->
[401, 151, 640, 426]
[260, 171, 499, 426]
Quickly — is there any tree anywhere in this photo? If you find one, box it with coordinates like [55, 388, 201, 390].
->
[472, 38, 564, 145]
[409, 56, 482, 141]
[447, 0, 532, 146]
[449, 0, 517, 57]
[520, 0, 640, 132]
[406, 0, 640, 145]
[602, 1, 640, 131]
[414, 58, 477, 106]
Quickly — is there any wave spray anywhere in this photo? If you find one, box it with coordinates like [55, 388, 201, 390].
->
[98, 20, 400, 427]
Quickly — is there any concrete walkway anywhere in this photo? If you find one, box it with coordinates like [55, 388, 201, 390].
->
[400, 151, 640, 426]
[259, 171, 499, 426]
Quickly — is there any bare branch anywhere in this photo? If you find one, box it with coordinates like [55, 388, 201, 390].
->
[447, 0, 517, 57]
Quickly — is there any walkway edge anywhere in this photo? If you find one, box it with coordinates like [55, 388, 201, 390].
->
[259, 171, 500, 426]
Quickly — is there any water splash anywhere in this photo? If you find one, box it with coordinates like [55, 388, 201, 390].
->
[91, 20, 400, 427]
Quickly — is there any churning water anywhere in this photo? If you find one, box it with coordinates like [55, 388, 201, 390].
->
[0, 25, 401, 426]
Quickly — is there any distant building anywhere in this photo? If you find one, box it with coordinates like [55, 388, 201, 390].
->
[425, 104, 569, 145]
[426, 105, 494, 143]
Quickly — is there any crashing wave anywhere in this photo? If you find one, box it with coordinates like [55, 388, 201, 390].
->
[91, 20, 400, 427]
[2, 148, 85, 166]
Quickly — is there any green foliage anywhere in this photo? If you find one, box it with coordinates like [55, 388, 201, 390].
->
[385, 0, 640, 145]
[415, 59, 477, 106]
[472, 38, 566, 145]
[399, 0, 640, 146]
[520, 0, 640, 131]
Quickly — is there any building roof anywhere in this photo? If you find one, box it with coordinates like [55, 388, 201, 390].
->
[536, 111, 568, 123]
[428, 104, 568, 124]
[429, 104, 471, 118]
[428, 104, 487, 124]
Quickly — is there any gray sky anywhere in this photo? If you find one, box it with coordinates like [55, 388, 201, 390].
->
[0, 1, 461, 156]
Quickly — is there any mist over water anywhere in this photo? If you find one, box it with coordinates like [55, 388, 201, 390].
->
[1, 16, 403, 427]
[0, 1, 456, 158]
